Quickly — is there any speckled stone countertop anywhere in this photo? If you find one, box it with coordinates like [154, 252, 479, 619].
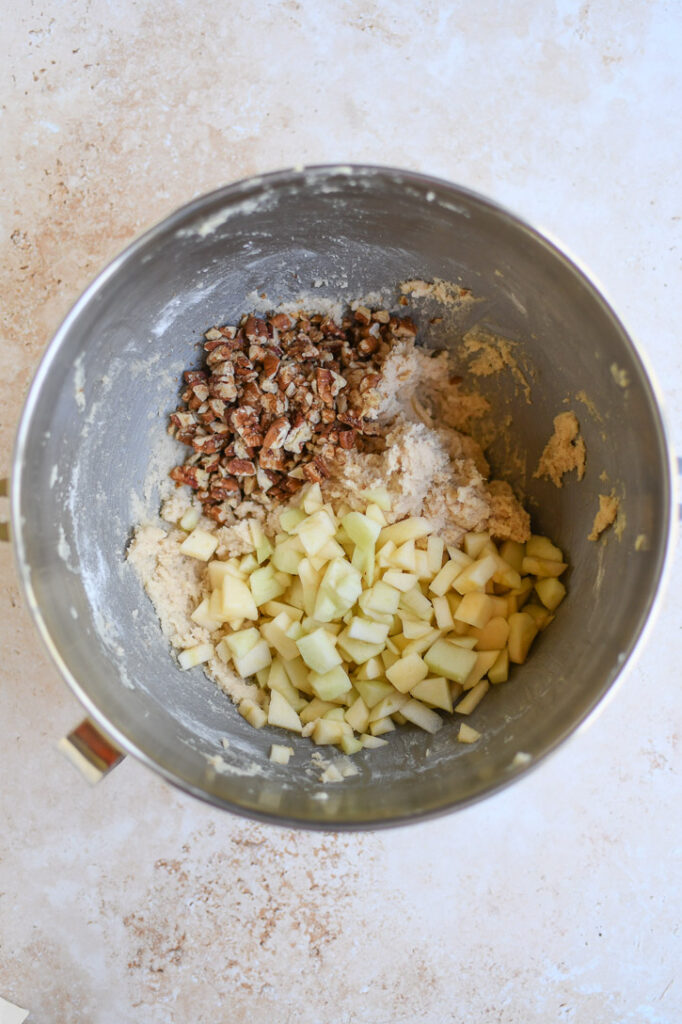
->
[1, 3, 681, 1022]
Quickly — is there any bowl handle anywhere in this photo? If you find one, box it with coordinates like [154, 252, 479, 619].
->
[58, 719, 125, 783]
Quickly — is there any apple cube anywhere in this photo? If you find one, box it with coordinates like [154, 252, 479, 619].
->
[462, 650, 500, 690]
[457, 723, 481, 743]
[535, 577, 566, 611]
[410, 676, 453, 712]
[267, 659, 307, 711]
[368, 691, 409, 723]
[399, 588, 433, 620]
[345, 696, 371, 733]
[463, 531, 491, 558]
[499, 540, 525, 573]
[178, 643, 214, 670]
[301, 482, 323, 513]
[295, 509, 336, 556]
[208, 559, 244, 589]
[267, 689, 303, 733]
[342, 511, 382, 548]
[401, 698, 443, 734]
[453, 592, 496, 629]
[269, 744, 294, 764]
[309, 665, 352, 701]
[360, 733, 389, 748]
[220, 576, 258, 623]
[348, 617, 390, 644]
[354, 679, 395, 708]
[378, 517, 431, 548]
[488, 648, 509, 684]
[382, 570, 419, 592]
[179, 505, 201, 531]
[469, 615, 510, 651]
[452, 554, 498, 594]
[279, 506, 306, 533]
[312, 719, 350, 746]
[428, 559, 462, 597]
[260, 614, 300, 661]
[391, 539, 417, 572]
[234, 639, 272, 678]
[360, 486, 392, 510]
[336, 631, 386, 665]
[179, 527, 218, 561]
[190, 597, 222, 632]
[386, 653, 429, 693]
[424, 638, 478, 683]
[340, 734, 363, 755]
[521, 555, 568, 578]
[296, 628, 342, 674]
[238, 698, 267, 729]
[508, 612, 539, 663]
[249, 566, 287, 606]
[455, 679, 489, 715]
[272, 538, 305, 575]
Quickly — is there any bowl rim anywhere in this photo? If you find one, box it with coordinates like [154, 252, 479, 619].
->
[10, 163, 678, 830]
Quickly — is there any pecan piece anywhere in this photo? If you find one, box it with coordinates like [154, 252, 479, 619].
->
[225, 458, 257, 477]
[210, 478, 241, 499]
[262, 416, 291, 449]
[183, 369, 207, 384]
[270, 313, 291, 329]
[170, 465, 209, 489]
[191, 433, 226, 454]
[262, 352, 280, 379]
[302, 457, 329, 483]
[315, 367, 334, 405]
[258, 447, 287, 471]
[338, 429, 357, 449]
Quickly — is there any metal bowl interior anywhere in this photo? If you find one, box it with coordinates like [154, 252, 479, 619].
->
[12, 166, 674, 828]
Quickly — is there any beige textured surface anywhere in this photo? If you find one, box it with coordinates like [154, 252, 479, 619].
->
[2, 2, 681, 1022]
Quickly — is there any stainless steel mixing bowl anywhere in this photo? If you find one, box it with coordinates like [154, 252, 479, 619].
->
[11, 165, 675, 828]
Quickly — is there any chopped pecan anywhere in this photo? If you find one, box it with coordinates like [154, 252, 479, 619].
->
[262, 353, 280, 379]
[210, 478, 240, 499]
[183, 369, 207, 384]
[263, 416, 291, 449]
[302, 457, 329, 483]
[226, 458, 256, 477]
[315, 367, 334, 405]
[191, 433, 226, 454]
[258, 447, 287, 471]
[270, 312, 291, 329]
[170, 465, 209, 489]
[338, 429, 357, 449]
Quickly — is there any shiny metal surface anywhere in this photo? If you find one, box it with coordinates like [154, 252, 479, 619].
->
[11, 166, 675, 829]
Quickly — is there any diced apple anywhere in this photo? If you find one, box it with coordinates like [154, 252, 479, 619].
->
[223, 627, 260, 660]
[535, 577, 566, 611]
[296, 509, 336, 556]
[179, 527, 218, 561]
[190, 597, 222, 632]
[238, 698, 267, 729]
[491, 555, 522, 591]
[432, 595, 455, 630]
[220, 576, 259, 623]
[426, 535, 445, 575]
[268, 689, 303, 732]
[378, 517, 431, 548]
[469, 615, 510, 651]
[382, 569, 419, 592]
[178, 643, 214, 670]
[345, 696, 370, 733]
[521, 556, 568, 578]
[300, 697, 336, 724]
[269, 744, 294, 764]
[315, 557, 362, 620]
[267, 659, 307, 711]
[369, 717, 396, 736]
[355, 656, 383, 680]
[249, 520, 274, 564]
[453, 592, 496, 628]
[410, 676, 453, 712]
[377, 541, 397, 568]
[312, 718, 349, 746]
[400, 617, 433, 640]
[391, 539, 417, 572]
[261, 600, 304, 622]
[279, 505, 307, 533]
[360, 733, 389, 748]
[524, 603, 553, 630]
[365, 503, 387, 526]
[499, 540, 525, 574]
[457, 723, 481, 743]
[386, 653, 429, 693]
[354, 679, 395, 708]
[271, 537, 305, 575]
[234, 639, 272, 678]
[428, 559, 462, 597]
[283, 656, 314, 696]
[260, 614, 300, 661]
[340, 734, 363, 755]
[399, 587, 433, 620]
[463, 531, 491, 558]
[348, 617, 390, 644]
[361, 581, 401, 616]
[455, 679, 489, 715]
[487, 648, 509, 684]
[462, 650, 500, 690]
[309, 665, 352, 701]
[508, 612, 539, 664]
[342, 511, 382, 548]
[402, 629, 443, 657]
[368, 691, 410, 723]
[424, 638, 478, 683]
[526, 534, 564, 561]
[323, 707, 346, 721]
[401, 698, 443, 734]
[337, 631, 386, 665]
[250, 565, 287, 606]
[452, 554, 498, 594]
[360, 486, 392, 510]
[208, 559, 243, 589]
[302, 482, 323, 513]
[296, 628, 342, 674]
